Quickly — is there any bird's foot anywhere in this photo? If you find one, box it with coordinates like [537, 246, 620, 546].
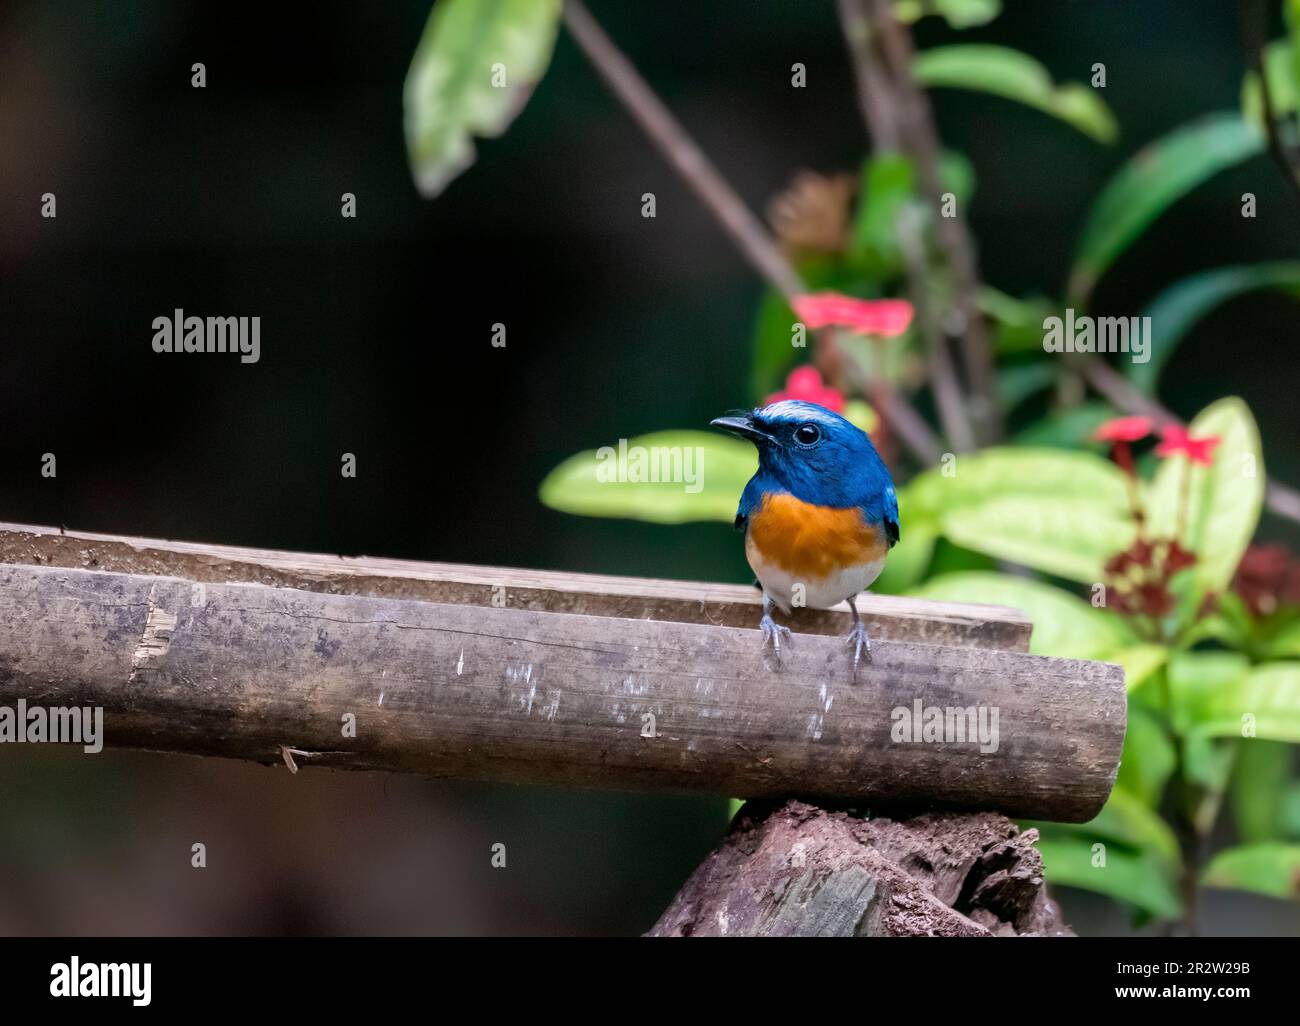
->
[759, 613, 792, 665]
[845, 619, 872, 681]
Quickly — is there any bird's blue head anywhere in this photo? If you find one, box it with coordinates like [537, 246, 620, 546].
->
[711, 400, 896, 524]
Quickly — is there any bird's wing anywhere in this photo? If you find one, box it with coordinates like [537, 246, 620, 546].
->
[882, 483, 900, 546]
[855, 483, 899, 547]
[735, 475, 766, 533]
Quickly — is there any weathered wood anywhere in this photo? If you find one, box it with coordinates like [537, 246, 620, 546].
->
[648, 800, 1073, 936]
[0, 561, 1123, 819]
[0, 521, 1030, 650]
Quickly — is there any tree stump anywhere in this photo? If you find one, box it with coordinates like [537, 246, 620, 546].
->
[648, 800, 1073, 937]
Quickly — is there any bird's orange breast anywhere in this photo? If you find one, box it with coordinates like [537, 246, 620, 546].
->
[746, 492, 888, 581]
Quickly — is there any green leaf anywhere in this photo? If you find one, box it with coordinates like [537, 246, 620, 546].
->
[908, 571, 1133, 659]
[913, 45, 1118, 143]
[538, 431, 756, 525]
[1116, 704, 1177, 806]
[1067, 113, 1265, 305]
[942, 495, 1135, 583]
[1170, 653, 1300, 744]
[1242, 39, 1299, 131]
[1033, 788, 1184, 919]
[1013, 401, 1117, 450]
[938, 150, 977, 211]
[908, 447, 1136, 583]
[1231, 740, 1296, 844]
[894, 0, 1001, 29]
[1284, 782, 1300, 838]
[404, 0, 562, 197]
[1290, 0, 1300, 98]
[849, 154, 915, 273]
[908, 446, 1131, 519]
[1264, 617, 1300, 659]
[1182, 735, 1237, 810]
[996, 362, 1056, 412]
[1145, 397, 1265, 594]
[1086, 788, 1183, 869]
[846, 151, 973, 275]
[1132, 262, 1300, 396]
[980, 289, 1056, 355]
[1168, 650, 1250, 736]
[1203, 843, 1300, 899]
[749, 291, 804, 402]
[1108, 643, 1169, 693]
[1034, 834, 1182, 918]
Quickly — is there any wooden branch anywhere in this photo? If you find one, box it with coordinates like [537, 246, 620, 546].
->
[0, 522, 1030, 651]
[0, 532, 1124, 819]
[841, 0, 999, 444]
[561, 0, 944, 467]
[875, 4, 999, 442]
[648, 800, 1073, 936]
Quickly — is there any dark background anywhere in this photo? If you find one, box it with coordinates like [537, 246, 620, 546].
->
[1, 0, 1297, 934]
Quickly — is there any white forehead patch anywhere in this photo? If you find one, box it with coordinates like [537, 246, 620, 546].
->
[758, 400, 843, 427]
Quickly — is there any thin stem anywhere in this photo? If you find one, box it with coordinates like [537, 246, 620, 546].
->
[562, 0, 942, 465]
[561, 0, 801, 299]
[1075, 354, 1300, 525]
[1239, 0, 1300, 208]
[862, 0, 1000, 443]
[897, 205, 975, 451]
[837, 0, 901, 148]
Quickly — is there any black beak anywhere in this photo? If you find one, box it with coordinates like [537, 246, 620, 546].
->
[710, 414, 774, 445]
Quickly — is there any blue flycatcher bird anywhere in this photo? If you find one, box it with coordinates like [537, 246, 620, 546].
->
[710, 399, 899, 679]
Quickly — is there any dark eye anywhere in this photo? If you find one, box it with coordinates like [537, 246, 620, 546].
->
[794, 423, 821, 446]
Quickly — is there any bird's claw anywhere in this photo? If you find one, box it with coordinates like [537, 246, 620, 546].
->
[760, 613, 792, 664]
[845, 619, 873, 681]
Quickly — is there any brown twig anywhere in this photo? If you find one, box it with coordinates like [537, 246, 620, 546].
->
[838, 0, 902, 148]
[561, 0, 801, 299]
[862, 0, 1000, 443]
[562, 0, 942, 464]
[897, 205, 975, 451]
[837, 0, 990, 450]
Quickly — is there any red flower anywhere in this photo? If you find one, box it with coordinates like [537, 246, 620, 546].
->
[1092, 416, 1153, 443]
[791, 292, 913, 337]
[765, 365, 844, 412]
[1155, 424, 1222, 466]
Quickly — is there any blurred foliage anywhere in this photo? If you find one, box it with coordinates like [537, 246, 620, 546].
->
[539, 431, 755, 524]
[404, 0, 562, 197]
[410, 0, 1300, 926]
[1067, 113, 1266, 306]
[893, 0, 1002, 30]
[912, 44, 1117, 142]
[1133, 262, 1300, 395]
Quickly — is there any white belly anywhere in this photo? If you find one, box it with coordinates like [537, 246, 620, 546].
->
[748, 551, 886, 614]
